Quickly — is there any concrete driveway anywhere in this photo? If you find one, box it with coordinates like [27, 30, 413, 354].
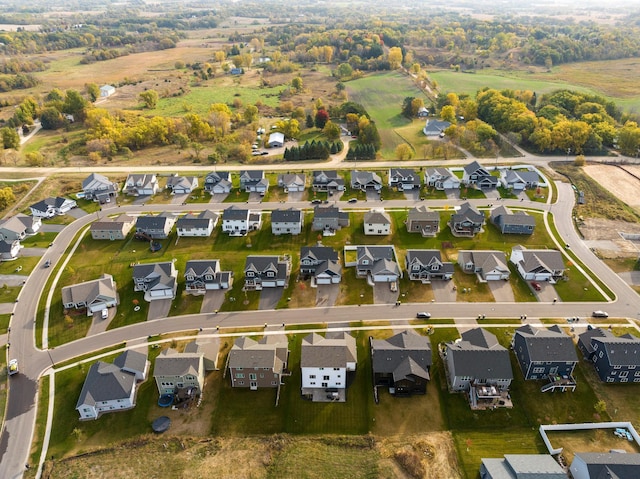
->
[316, 283, 340, 307]
[431, 280, 457, 302]
[201, 290, 226, 313]
[87, 308, 113, 336]
[67, 208, 88, 219]
[132, 195, 151, 205]
[404, 189, 421, 201]
[147, 298, 172, 320]
[488, 280, 515, 302]
[373, 282, 398, 304]
[532, 281, 559, 302]
[40, 224, 66, 233]
[259, 287, 283, 310]
[209, 193, 229, 203]
[0, 273, 26, 287]
[445, 188, 459, 200]
[171, 193, 188, 204]
[288, 190, 304, 202]
[248, 192, 263, 202]
[366, 190, 381, 202]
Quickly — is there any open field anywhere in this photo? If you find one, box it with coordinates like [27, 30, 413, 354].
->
[583, 163, 640, 212]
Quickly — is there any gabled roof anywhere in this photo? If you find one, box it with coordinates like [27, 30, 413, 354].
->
[244, 255, 288, 279]
[461, 250, 509, 273]
[513, 246, 565, 273]
[132, 262, 175, 285]
[176, 210, 218, 229]
[503, 169, 539, 185]
[61, 273, 117, 306]
[125, 174, 156, 187]
[76, 351, 141, 409]
[166, 175, 198, 190]
[313, 170, 341, 181]
[184, 259, 220, 277]
[113, 350, 148, 375]
[423, 119, 450, 135]
[268, 132, 285, 143]
[278, 173, 306, 186]
[590, 330, 640, 367]
[91, 214, 135, 232]
[229, 334, 288, 371]
[351, 170, 382, 185]
[0, 214, 31, 234]
[240, 170, 264, 182]
[447, 328, 513, 380]
[464, 160, 490, 176]
[491, 206, 536, 227]
[205, 171, 230, 182]
[313, 205, 346, 219]
[572, 452, 640, 479]
[425, 167, 454, 178]
[271, 208, 302, 223]
[82, 173, 113, 190]
[222, 206, 250, 221]
[300, 246, 339, 263]
[364, 209, 391, 225]
[154, 348, 202, 377]
[371, 330, 432, 376]
[30, 197, 73, 212]
[514, 325, 578, 363]
[301, 331, 357, 368]
[482, 454, 566, 479]
[136, 213, 173, 230]
[407, 205, 439, 223]
[451, 202, 485, 224]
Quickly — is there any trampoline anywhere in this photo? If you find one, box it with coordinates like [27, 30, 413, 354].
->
[152, 416, 171, 433]
[158, 394, 174, 407]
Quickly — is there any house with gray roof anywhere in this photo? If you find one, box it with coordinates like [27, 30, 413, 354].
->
[271, 208, 303, 235]
[578, 327, 640, 383]
[153, 346, 206, 396]
[364, 209, 391, 235]
[445, 328, 513, 394]
[240, 170, 269, 194]
[135, 212, 176, 239]
[458, 250, 510, 281]
[184, 259, 233, 294]
[480, 454, 566, 479]
[311, 205, 349, 234]
[244, 255, 291, 290]
[352, 245, 401, 283]
[299, 245, 341, 284]
[166, 175, 198, 194]
[510, 245, 565, 283]
[425, 167, 460, 190]
[277, 173, 306, 192]
[132, 261, 177, 301]
[512, 325, 578, 386]
[204, 171, 232, 194]
[449, 202, 485, 237]
[570, 452, 640, 479]
[76, 350, 148, 420]
[29, 196, 77, 218]
[228, 334, 289, 389]
[0, 213, 41, 241]
[423, 119, 450, 137]
[0, 239, 20, 260]
[491, 205, 536, 235]
[312, 170, 344, 192]
[388, 168, 420, 190]
[91, 214, 135, 240]
[301, 332, 357, 401]
[122, 174, 159, 196]
[82, 173, 119, 203]
[350, 170, 382, 191]
[176, 210, 218, 237]
[61, 273, 118, 316]
[500, 169, 540, 191]
[406, 249, 454, 282]
[371, 330, 432, 396]
[406, 206, 440, 237]
[221, 206, 262, 236]
[462, 161, 498, 189]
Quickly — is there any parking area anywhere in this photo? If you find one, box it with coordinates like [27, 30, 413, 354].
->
[488, 280, 515, 302]
[288, 190, 305, 202]
[209, 193, 229, 203]
[532, 281, 559, 302]
[147, 298, 172, 320]
[259, 286, 284, 310]
[171, 193, 189, 205]
[431, 280, 456, 302]
[201, 290, 226, 313]
[404, 189, 421, 201]
[372, 282, 398, 304]
[316, 283, 340, 307]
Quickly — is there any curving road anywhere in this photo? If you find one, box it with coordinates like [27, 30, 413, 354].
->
[1, 157, 640, 477]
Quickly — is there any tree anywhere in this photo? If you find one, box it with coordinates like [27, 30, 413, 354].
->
[440, 105, 457, 123]
[190, 142, 205, 160]
[291, 76, 303, 92]
[574, 154, 586, 166]
[243, 105, 259, 124]
[410, 98, 425, 117]
[395, 143, 414, 160]
[40, 107, 65, 130]
[63, 90, 89, 122]
[0, 127, 19, 150]
[388, 46, 403, 69]
[139, 90, 158, 109]
[322, 121, 341, 141]
[174, 60, 185, 69]
[315, 109, 329, 129]
[305, 114, 314, 129]
[276, 119, 300, 140]
[0, 186, 15, 210]
[336, 63, 353, 79]
[291, 107, 305, 121]
[401, 97, 415, 119]
[25, 151, 45, 167]
[85, 83, 100, 102]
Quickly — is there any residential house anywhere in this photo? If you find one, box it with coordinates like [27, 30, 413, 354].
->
[351, 170, 382, 191]
[312, 170, 345, 193]
[423, 119, 450, 136]
[462, 161, 498, 189]
[176, 210, 218, 237]
[301, 332, 357, 398]
[353, 245, 402, 283]
[405, 249, 454, 282]
[406, 206, 440, 237]
[153, 346, 205, 396]
[570, 452, 640, 479]
[458, 250, 510, 281]
[500, 169, 540, 191]
[445, 328, 513, 393]
[277, 173, 306, 192]
[76, 350, 148, 420]
[90, 214, 135, 240]
[240, 170, 269, 194]
[132, 262, 177, 301]
[29, 197, 77, 218]
[230, 67, 243, 75]
[578, 328, 640, 383]
[0, 213, 41, 241]
[311, 205, 349, 234]
[244, 255, 291, 290]
[122, 174, 159, 196]
[449, 202, 485, 237]
[388, 168, 420, 190]
[268, 132, 285, 148]
[82, 173, 119, 203]
[271, 208, 303, 235]
[490, 206, 536, 235]
[364, 209, 391, 236]
[184, 260, 233, 294]
[510, 245, 565, 283]
[424, 167, 461, 190]
[204, 171, 232, 194]
[221, 206, 262, 236]
[0, 239, 21, 260]
[228, 335, 289, 389]
[135, 212, 176, 239]
[61, 274, 118, 316]
[299, 245, 342, 284]
[100, 84, 116, 97]
[166, 175, 199, 194]
[371, 330, 432, 396]
[480, 454, 566, 479]
[512, 325, 578, 382]
[417, 106, 429, 118]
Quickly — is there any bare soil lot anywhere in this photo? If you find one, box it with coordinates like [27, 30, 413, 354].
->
[583, 164, 640, 211]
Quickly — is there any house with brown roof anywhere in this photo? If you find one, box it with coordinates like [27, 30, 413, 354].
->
[90, 214, 135, 240]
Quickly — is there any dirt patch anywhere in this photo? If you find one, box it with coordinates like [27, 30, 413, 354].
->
[579, 217, 640, 258]
[584, 164, 640, 211]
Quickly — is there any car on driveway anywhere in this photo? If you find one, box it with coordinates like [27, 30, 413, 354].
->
[101, 308, 109, 320]
[592, 310, 609, 318]
[530, 281, 541, 291]
[416, 312, 431, 319]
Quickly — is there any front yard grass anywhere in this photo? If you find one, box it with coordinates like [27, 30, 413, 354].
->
[21, 231, 58, 247]
[0, 255, 40, 275]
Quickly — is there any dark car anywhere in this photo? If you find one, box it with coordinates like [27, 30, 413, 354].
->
[416, 312, 431, 319]
[311, 199, 322, 204]
[530, 281, 541, 291]
[44, 259, 51, 268]
[347, 198, 357, 203]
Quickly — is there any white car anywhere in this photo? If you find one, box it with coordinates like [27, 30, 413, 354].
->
[101, 309, 108, 320]
[8, 358, 18, 376]
[592, 310, 609, 318]
[416, 312, 431, 319]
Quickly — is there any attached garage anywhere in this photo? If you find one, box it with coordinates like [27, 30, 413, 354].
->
[372, 273, 398, 283]
[484, 273, 504, 281]
[262, 280, 277, 288]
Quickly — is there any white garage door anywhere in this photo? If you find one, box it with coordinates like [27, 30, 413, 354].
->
[373, 275, 396, 283]
[150, 289, 171, 298]
[316, 277, 331, 285]
[262, 281, 277, 287]
[485, 274, 502, 281]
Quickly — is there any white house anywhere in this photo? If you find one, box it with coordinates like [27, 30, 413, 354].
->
[176, 210, 218, 237]
[222, 207, 262, 236]
[510, 245, 565, 284]
[425, 167, 461, 190]
[271, 208, 303, 235]
[29, 197, 77, 218]
[300, 332, 357, 395]
[268, 132, 285, 148]
[363, 209, 391, 236]
[100, 85, 116, 98]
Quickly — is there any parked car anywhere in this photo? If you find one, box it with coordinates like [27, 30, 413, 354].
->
[530, 281, 541, 291]
[101, 308, 109, 320]
[347, 198, 357, 203]
[592, 310, 609, 318]
[311, 199, 322, 204]
[416, 312, 431, 319]
[7, 358, 18, 376]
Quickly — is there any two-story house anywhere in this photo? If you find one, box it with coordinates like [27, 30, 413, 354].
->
[166, 175, 199, 194]
[510, 245, 565, 283]
[122, 174, 159, 196]
[388, 168, 420, 190]
[462, 161, 498, 189]
[153, 346, 205, 396]
[132, 262, 177, 301]
[135, 212, 176, 239]
[176, 210, 218, 237]
[406, 206, 440, 237]
[299, 245, 342, 284]
[91, 214, 135, 240]
[578, 328, 640, 383]
[311, 205, 349, 235]
[312, 170, 345, 193]
[364, 209, 391, 235]
[240, 170, 269, 194]
[277, 173, 306, 192]
[424, 167, 460, 190]
[490, 206, 536, 235]
[353, 245, 402, 283]
[221, 206, 262, 236]
[183, 260, 233, 294]
[405, 249, 454, 282]
[271, 208, 303, 235]
[458, 250, 510, 281]
[228, 335, 289, 389]
[82, 173, 119, 203]
[449, 202, 485, 237]
[0, 239, 21, 260]
[350, 170, 382, 191]
[204, 171, 232, 194]
[244, 255, 291, 290]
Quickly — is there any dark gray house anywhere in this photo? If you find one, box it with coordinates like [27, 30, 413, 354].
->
[371, 330, 432, 396]
[462, 161, 498, 189]
[578, 328, 640, 383]
[570, 452, 640, 479]
[449, 202, 485, 237]
[184, 259, 233, 294]
[244, 255, 291, 290]
[312, 170, 345, 192]
[406, 206, 440, 237]
[388, 168, 420, 190]
[405, 249, 454, 282]
[82, 173, 119, 203]
[135, 212, 176, 239]
[311, 205, 349, 234]
[204, 171, 232, 194]
[490, 205, 536, 235]
[240, 170, 269, 194]
[299, 246, 341, 284]
[512, 325, 578, 389]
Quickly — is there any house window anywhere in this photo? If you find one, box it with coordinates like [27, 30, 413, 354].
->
[599, 351, 604, 358]
[620, 370, 629, 378]
[205, 275, 213, 281]
[533, 367, 545, 374]
[309, 375, 316, 379]
[236, 367, 243, 370]
[272, 381, 277, 385]
[321, 382, 328, 388]
[635, 371, 640, 377]
[614, 365, 621, 369]
[249, 374, 257, 380]
[323, 375, 330, 380]
[235, 373, 245, 378]
[634, 378, 640, 382]
[246, 271, 254, 277]
[333, 368, 340, 371]
[238, 381, 244, 385]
